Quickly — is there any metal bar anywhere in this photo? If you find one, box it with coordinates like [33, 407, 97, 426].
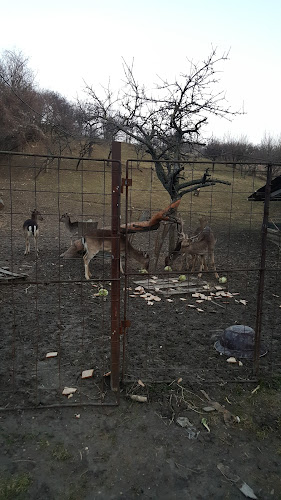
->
[110, 142, 121, 392]
[253, 163, 272, 374]
[121, 160, 130, 382]
[0, 266, 280, 287]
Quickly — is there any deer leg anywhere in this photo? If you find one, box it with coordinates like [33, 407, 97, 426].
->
[210, 252, 219, 279]
[24, 232, 30, 255]
[198, 256, 205, 278]
[120, 258, 124, 274]
[191, 254, 197, 273]
[34, 230, 39, 254]
[202, 256, 208, 271]
[83, 253, 92, 280]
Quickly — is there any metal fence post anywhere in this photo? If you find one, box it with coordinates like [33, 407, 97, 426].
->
[110, 142, 121, 391]
[253, 163, 272, 374]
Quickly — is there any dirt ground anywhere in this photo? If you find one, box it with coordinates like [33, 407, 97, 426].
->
[1, 222, 281, 499]
[1, 156, 281, 499]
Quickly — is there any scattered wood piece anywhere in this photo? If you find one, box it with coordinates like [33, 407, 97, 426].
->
[239, 299, 248, 306]
[81, 369, 94, 379]
[46, 352, 58, 358]
[0, 267, 28, 281]
[203, 406, 216, 412]
[149, 295, 161, 301]
[201, 390, 240, 426]
[251, 385, 260, 395]
[138, 379, 145, 387]
[130, 395, 148, 403]
[227, 357, 237, 363]
[62, 387, 77, 396]
[217, 463, 258, 499]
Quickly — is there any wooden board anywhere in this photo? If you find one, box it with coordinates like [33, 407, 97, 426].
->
[0, 267, 28, 281]
[267, 228, 281, 248]
[133, 277, 219, 297]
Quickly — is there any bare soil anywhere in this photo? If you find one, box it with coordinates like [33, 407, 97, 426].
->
[1, 224, 281, 499]
[0, 156, 281, 499]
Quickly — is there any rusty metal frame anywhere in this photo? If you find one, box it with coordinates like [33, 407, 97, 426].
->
[110, 142, 121, 392]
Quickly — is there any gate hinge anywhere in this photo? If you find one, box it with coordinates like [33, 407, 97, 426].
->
[121, 178, 132, 193]
[119, 319, 131, 335]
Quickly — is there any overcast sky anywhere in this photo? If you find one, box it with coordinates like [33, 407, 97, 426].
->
[1, 0, 280, 144]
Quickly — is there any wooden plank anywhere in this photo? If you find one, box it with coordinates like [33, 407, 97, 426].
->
[0, 268, 28, 280]
[133, 277, 205, 288]
[133, 277, 219, 297]
[267, 228, 281, 248]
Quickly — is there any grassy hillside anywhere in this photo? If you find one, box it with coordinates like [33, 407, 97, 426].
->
[0, 141, 277, 233]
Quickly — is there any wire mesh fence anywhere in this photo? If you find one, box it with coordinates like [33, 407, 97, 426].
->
[0, 152, 121, 409]
[1, 151, 281, 411]
[121, 160, 281, 385]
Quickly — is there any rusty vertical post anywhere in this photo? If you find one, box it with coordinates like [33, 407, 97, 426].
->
[121, 160, 130, 382]
[253, 163, 272, 374]
[110, 141, 121, 392]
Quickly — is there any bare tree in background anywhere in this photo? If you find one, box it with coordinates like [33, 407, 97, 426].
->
[0, 50, 45, 151]
[83, 49, 241, 201]
[82, 49, 241, 262]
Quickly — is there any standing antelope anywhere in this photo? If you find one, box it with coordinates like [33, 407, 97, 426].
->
[61, 230, 149, 280]
[23, 210, 43, 255]
[60, 213, 79, 244]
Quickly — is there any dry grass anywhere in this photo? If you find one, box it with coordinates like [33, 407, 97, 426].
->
[0, 141, 275, 233]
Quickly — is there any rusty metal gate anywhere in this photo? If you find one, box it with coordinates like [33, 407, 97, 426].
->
[0, 148, 122, 410]
[121, 159, 281, 386]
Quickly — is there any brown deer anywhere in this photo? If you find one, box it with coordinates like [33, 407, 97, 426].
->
[60, 213, 79, 244]
[23, 210, 43, 255]
[180, 226, 219, 279]
[60, 213, 99, 243]
[165, 216, 219, 279]
[61, 230, 149, 280]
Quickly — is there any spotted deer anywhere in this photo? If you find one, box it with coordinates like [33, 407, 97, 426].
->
[165, 216, 219, 279]
[61, 230, 149, 280]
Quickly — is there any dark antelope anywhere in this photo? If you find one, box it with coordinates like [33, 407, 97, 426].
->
[23, 210, 43, 255]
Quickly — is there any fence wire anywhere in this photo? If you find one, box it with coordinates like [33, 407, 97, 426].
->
[121, 160, 281, 385]
[1, 153, 281, 412]
[0, 152, 120, 410]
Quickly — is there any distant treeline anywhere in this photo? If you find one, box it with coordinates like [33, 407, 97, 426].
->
[1, 49, 281, 171]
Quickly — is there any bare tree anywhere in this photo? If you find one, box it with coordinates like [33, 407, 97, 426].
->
[0, 50, 45, 151]
[83, 49, 240, 201]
